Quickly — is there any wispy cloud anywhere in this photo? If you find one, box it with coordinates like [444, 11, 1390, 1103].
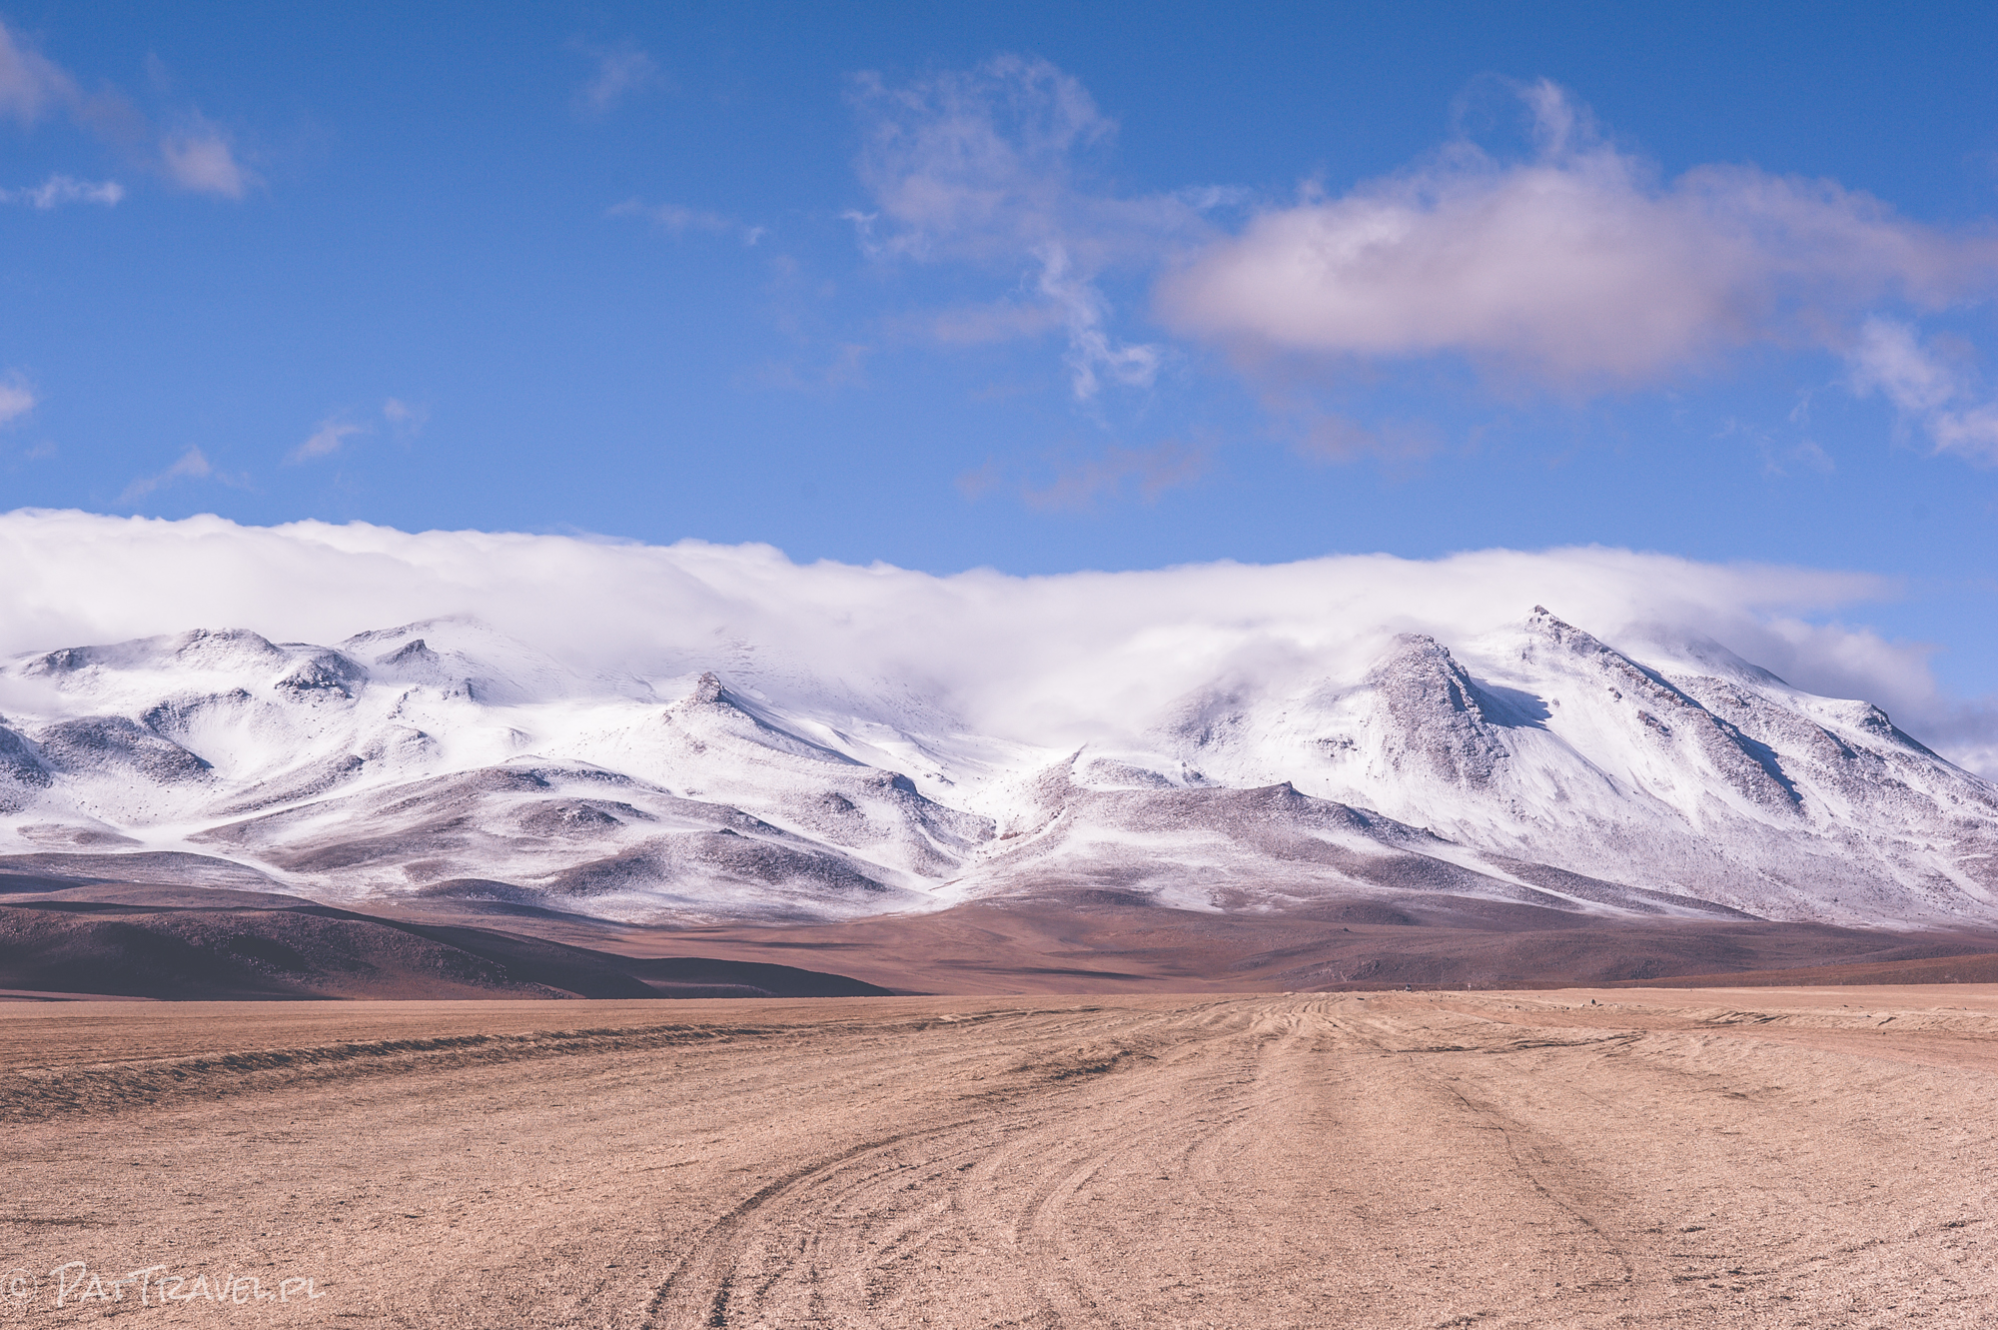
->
[849, 55, 1215, 401]
[0, 21, 76, 125]
[1716, 416, 1836, 478]
[1034, 243, 1161, 398]
[159, 119, 249, 198]
[288, 418, 366, 464]
[905, 299, 1066, 346]
[746, 344, 871, 393]
[851, 55, 1122, 263]
[1024, 440, 1205, 509]
[0, 173, 122, 208]
[0, 21, 252, 200]
[610, 198, 730, 234]
[382, 397, 429, 435]
[287, 401, 425, 462]
[608, 198, 764, 246]
[1291, 414, 1445, 464]
[575, 40, 659, 114]
[0, 375, 35, 426]
[961, 439, 1207, 510]
[1847, 318, 1998, 462]
[116, 446, 211, 504]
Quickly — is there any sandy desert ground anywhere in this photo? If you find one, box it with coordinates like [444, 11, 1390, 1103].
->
[1, 988, 1994, 1328]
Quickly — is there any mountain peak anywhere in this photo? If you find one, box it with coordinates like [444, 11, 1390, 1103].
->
[1367, 633, 1507, 788]
[1524, 605, 1604, 652]
[0, 610, 1991, 928]
[375, 638, 435, 667]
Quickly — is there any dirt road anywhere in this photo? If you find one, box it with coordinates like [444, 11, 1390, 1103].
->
[1, 988, 1993, 1326]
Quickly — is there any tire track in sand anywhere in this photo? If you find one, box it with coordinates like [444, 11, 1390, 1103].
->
[635, 1004, 1204, 1329]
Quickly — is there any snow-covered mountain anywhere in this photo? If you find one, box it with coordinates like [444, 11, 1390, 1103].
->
[0, 608, 1992, 928]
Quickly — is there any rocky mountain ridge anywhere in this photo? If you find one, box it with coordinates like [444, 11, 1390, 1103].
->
[0, 610, 1991, 928]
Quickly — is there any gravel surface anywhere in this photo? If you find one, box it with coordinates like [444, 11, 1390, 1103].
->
[1, 987, 1994, 1327]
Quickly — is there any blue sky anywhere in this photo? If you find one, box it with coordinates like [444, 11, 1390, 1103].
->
[4, 3, 1998, 691]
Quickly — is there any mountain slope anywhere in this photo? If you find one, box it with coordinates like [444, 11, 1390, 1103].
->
[0, 610, 1992, 928]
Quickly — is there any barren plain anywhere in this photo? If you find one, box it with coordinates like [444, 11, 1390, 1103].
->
[0, 988, 1993, 1327]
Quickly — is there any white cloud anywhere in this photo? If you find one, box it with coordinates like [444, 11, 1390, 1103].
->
[609, 199, 732, 235]
[609, 199, 769, 248]
[1846, 318, 1998, 461]
[576, 41, 658, 114]
[0, 510, 1985, 769]
[1034, 243, 1161, 398]
[851, 54, 1121, 262]
[288, 419, 365, 464]
[115, 447, 211, 504]
[0, 22, 249, 202]
[746, 343, 870, 393]
[906, 299, 1065, 346]
[0, 174, 122, 208]
[852, 63, 1998, 436]
[849, 62, 1998, 421]
[850, 55, 1211, 401]
[160, 122, 248, 198]
[0, 21, 77, 125]
[382, 398, 428, 435]
[1013, 439, 1206, 510]
[1847, 319, 1957, 413]
[0, 376, 34, 427]
[1157, 81, 1998, 388]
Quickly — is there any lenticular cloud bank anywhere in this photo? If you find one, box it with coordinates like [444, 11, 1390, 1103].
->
[0, 509, 1993, 929]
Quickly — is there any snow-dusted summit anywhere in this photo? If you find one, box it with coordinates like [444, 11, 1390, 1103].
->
[0, 610, 1992, 927]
